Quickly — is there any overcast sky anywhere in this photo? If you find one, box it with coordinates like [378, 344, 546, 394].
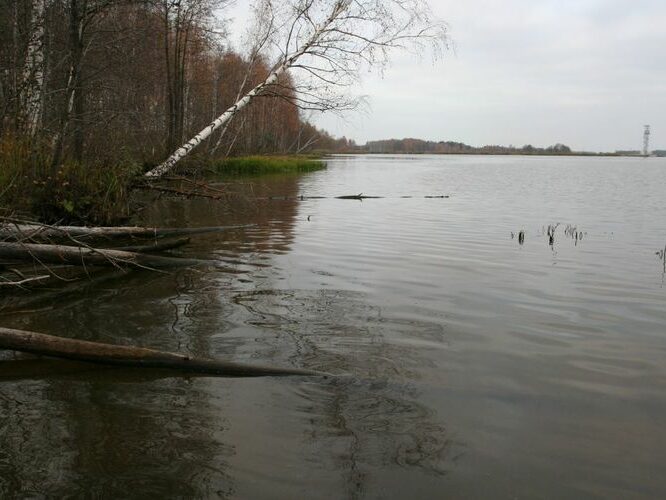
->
[225, 1, 666, 152]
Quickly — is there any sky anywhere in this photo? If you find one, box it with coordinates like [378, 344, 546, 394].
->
[224, 0, 666, 152]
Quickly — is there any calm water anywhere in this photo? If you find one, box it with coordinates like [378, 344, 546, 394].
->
[2, 155, 666, 498]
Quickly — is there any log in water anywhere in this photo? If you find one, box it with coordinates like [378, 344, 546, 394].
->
[0, 242, 211, 269]
[0, 327, 328, 378]
[0, 223, 255, 241]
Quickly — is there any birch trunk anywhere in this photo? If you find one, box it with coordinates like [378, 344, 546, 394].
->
[144, 2, 347, 178]
[21, 0, 46, 136]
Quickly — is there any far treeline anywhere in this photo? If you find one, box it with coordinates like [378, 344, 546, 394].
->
[0, 0, 347, 222]
[340, 138, 654, 156]
[359, 139, 574, 155]
[335, 138, 666, 156]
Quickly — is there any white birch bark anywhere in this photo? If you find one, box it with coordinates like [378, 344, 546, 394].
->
[145, 1, 347, 178]
[21, 0, 46, 136]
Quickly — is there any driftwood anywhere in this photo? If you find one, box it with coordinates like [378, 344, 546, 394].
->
[134, 182, 230, 200]
[0, 327, 327, 378]
[0, 223, 255, 241]
[335, 194, 383, 200]
[0, 242, 212, 269]
[0, 275, 51, 288]
[114, 237, 191, 253]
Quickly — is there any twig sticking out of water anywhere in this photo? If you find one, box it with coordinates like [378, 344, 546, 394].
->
[546, 224, 560, 247]
[511, 230, 526, 245]
[564, 224, 585, 246]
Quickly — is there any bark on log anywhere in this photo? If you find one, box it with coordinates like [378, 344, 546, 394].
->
[0, 224, 255, 241]
[0, 242, 212, 269]
[0, 327, 327, 378]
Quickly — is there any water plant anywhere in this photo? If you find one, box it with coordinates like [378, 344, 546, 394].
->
[212, 156, 326, 176]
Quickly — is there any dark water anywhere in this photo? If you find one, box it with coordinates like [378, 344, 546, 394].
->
[2, 155, 666, 498]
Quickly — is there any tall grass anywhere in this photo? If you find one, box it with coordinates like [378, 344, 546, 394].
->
[213, 155, 326, 176]
[0, 136, 140, 225]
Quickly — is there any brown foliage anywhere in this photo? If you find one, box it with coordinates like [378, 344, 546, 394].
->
[0, 0, 333, 170]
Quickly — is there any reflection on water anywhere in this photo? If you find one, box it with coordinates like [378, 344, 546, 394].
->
[229, 288, 451, 498]
[2, 156, 666, 498]
[0, 377, 234, 497]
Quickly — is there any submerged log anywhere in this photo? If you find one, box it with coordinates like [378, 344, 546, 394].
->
[0, 223, 255, 241]
[0, 242, 212, 269]
[0, 327, 327, 378]
[335, 194, 383, 200]
[114, 237, 191, 253]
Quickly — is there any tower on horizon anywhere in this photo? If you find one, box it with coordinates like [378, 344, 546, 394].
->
[643, 125, 651, 156]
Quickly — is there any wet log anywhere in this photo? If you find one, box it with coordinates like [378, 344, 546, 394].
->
[0, 242, 212, 269]
[0, 275, 51, 288]
[335, 194, 383, 200]
[0, 223, 255, 241]
[0, 327, 327, 378]
[114, 237, 191, 253]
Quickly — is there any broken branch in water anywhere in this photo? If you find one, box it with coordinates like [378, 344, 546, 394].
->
[0, 221, 256, 241]
[0, 275, 51, 288]
[114, 237, 191, 254]
[134, 182, 230, 200]
[0, 242, 213, 269]
[335, 193, 384, 200]
[0, 327, 329, 378]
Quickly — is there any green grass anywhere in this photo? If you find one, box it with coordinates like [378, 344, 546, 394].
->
[0, 136, 140, 225]
[213, 155, 326, 176]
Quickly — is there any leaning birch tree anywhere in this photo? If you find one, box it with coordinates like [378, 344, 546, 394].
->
[145, 0, 448, 177]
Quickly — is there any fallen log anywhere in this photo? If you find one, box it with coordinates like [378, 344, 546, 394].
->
[335, 194, 383, 200]
[0, 275, 51, 288]
[0, 327, 328, 378]
[0, 242, 212, 269]
[0, 223, 255, 241]
[114, 237, 191, 253]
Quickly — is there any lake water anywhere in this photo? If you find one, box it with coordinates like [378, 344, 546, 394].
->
[1, 154, 666, 498]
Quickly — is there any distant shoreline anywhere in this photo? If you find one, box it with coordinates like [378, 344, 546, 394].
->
[330, 138, 665, 157]
[330, 151, 658, 158]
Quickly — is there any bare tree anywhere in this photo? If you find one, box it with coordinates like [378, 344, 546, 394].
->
[149, 0, 228, 153]
[50, 0, 116, 166]
[145, 0, 448, 177]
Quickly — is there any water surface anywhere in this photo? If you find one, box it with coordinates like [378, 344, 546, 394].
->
[1, 155, 666, 498]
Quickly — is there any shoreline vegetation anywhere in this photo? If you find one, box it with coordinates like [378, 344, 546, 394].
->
[213, 155, 326, 176]
[0, 141, 327, 225]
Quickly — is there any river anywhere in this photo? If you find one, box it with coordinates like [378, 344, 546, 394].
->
[1, 154, 666, 498]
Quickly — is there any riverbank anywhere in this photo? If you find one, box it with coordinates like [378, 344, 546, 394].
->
[0, 137, 140, 225]
[0, 140, 327, 224]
